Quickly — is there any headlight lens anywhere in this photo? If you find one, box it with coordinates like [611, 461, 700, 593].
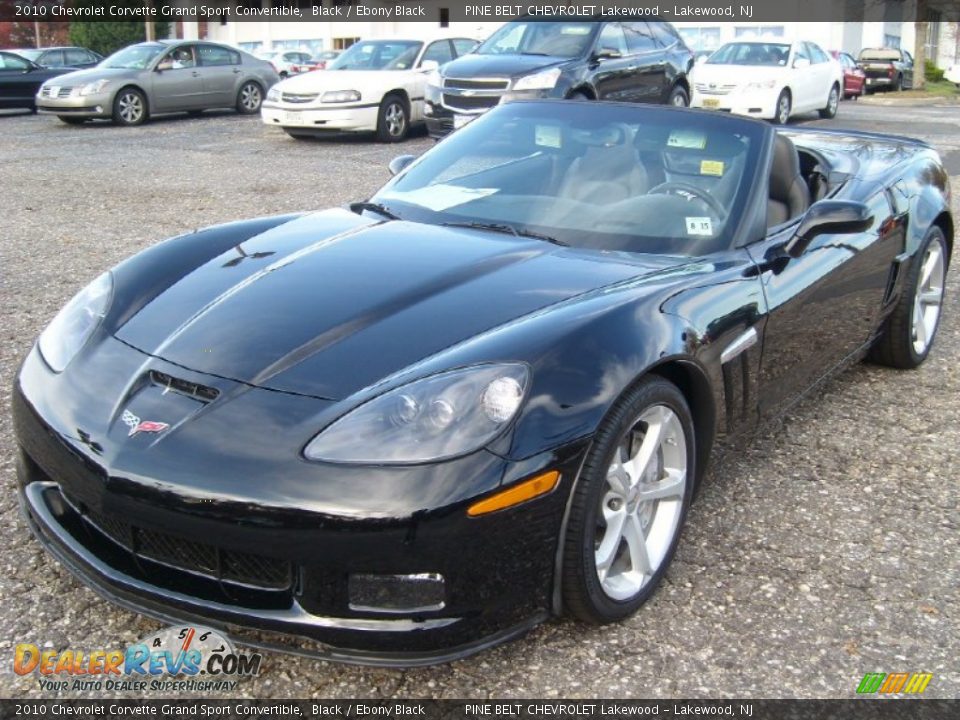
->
[78, 79, 109, 96]
[38, 272, 113, 373]
[266, 85, 281, 102]
[426, 69, 442, 88]
[321, 90, 361, 103]
[304, 364, 529, 464]
[512, 68, 562, 91]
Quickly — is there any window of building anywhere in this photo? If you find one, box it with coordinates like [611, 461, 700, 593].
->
[676, 26, 721, 52]
[883, 34, 901, 49]
[333, 37, 360, 51]
[735, 25, 785, 40]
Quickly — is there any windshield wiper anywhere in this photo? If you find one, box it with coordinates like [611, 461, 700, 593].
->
[519, 52, 551, 56]
[350, 201, 401, 221]
[441, 221, 566, 246]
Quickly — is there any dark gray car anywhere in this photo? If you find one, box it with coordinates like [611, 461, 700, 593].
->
[35, 40, 279, 126]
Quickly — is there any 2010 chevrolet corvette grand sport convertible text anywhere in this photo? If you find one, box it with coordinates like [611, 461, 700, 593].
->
[13, 101, 952, 666]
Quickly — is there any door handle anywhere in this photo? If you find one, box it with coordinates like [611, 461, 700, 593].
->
[233, 68, 242, 74]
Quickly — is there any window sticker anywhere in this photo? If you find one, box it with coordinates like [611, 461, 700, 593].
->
[700, 160, 725, 176]
[535, 125, 562, 149]
[561, 26, 592, 35]
[667, 129, 707, 150]
[685, 217, 713, 236]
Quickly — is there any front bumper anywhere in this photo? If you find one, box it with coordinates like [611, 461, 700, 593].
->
[261, 102, 380, 134]
[690, 90, 778, 120]
[36, 90, 113, 118]
[13, 342, 587, 665]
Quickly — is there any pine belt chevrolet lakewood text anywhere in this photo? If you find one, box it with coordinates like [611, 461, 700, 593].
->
[14, 102, 952, 666]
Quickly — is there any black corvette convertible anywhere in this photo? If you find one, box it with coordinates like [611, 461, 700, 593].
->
[14, 101, 951, 665]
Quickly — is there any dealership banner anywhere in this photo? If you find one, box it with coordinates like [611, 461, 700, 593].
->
[2, 700, 960, 719]
[2, 0, 959, 23]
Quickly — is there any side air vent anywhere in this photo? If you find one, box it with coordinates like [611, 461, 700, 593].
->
[149, 371, 220, 402]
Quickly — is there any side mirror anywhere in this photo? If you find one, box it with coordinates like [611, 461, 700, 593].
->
[793, 57, 811, 69]
[594, 48, 623, 61]
[388, 154, 416, 176]
[785, 200, 873, 257]
[419, 59, 440, 73]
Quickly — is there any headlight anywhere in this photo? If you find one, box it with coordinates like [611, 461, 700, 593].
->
[304, 364, 529, 464]
[321, 90, 361, 103]
[426, 69, 442, 88]
[512, 68, 561, 91]
[38, 272, 113, 373]
[266, 85, 281, 102]
[745, 80, 777, 90]
[78, 79, 109, 96]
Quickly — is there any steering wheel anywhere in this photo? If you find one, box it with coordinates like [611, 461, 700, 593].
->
[648, 181, 727, 220]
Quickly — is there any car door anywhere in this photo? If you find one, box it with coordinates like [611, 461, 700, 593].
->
[901, 50, 914, 88]
[197, 43, 241, 107]
[787, 43, 818, 112]
[413, 40, 455, 120]
[0, 52, 41, 106]
[749, 186, 904, 418]
[40, 49, 65, 68]
[806, 42, 835, 107]
[590, 23, 637, 102]
[151, 44, 205, 111]
[65, 48, 98, 69]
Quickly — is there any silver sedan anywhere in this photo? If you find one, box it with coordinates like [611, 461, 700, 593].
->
[35, 40, 279, 126]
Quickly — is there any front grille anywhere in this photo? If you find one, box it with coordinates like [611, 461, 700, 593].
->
[443, 77, 509, 91]
[82, 506, 292, 590]
[695, 83, 737, 96]
[149, 370, 220, 402]
[281, 92, 318, 104]
[41, 87, 74, 98]
[442, 93, 500, 112]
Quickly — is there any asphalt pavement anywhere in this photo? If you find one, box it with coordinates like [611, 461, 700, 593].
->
[0, 101, 956, 699]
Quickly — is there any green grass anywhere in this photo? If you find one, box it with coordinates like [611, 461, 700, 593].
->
[891, 79, 959, 98]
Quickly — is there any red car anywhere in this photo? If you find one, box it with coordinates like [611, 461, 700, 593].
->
[832, 51, 867, 99]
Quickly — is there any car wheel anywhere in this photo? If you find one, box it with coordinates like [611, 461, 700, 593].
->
[568, 91, 591, 101]
[58, 116, 87, 125]
[376, 94, 408, 142]
[870, 226, 948, 369]
[562, 375, 695, 623]
[112, 88, 147, 126]
[667, 85, 689, 107]
[894, 74, 903, 92]
[773, 90, 791, 124]
[819, 84, 839, 118]
[236, 82, 263, 114]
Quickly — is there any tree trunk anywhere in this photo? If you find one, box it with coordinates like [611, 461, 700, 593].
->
[914, 0, 928, 90]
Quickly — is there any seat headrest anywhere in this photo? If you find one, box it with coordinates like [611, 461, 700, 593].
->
[770, 134, 802, 200]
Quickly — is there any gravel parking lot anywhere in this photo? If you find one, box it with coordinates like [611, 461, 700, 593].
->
[0, 102, 957, 699]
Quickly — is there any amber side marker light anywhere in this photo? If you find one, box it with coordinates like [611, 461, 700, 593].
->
[467, 470, 561, 517]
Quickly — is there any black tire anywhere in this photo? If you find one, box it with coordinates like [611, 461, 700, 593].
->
[236, 81, 263, 114]
[568, 91, 591, 101]
[562, 375, 696, 624]
[773, 89, 791, 124]
[667, 84, 689, 107]
[375, 93, 409, 142]
[187, 109, 204, 118]
[58, 116, 86, 125]
[112, 87, 148, 126]
[869, 226, 948, 369]
[894, 74, 903, 92]
[818, 83, 840, 119]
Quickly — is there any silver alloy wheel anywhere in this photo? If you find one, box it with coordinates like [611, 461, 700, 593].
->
[385, 102, 406, 137]
[595, 404, 687, 601]
[777, 94, 790, 124]
[827, 86, 838, 115]
[672, 92, 686, 107]
[118, 92, 143, 124]
[241, 83, 261, 111]
[911, 239, 945, 355]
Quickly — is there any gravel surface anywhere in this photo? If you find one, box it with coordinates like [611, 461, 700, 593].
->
[0, 103, 957, 699]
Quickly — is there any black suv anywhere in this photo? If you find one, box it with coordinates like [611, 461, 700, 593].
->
[425, 19, 694, 138]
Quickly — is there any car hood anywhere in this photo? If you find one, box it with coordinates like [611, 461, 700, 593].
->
[442, 53, 571, 79]
[693, 64, 784, 85]
[279, 69, 415, 91]
[116, 210, 686, 400]
[45, 66, 140, 85]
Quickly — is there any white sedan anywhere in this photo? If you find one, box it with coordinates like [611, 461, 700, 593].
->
[690, 40, 843, 124]
[261, 34, 477, 142]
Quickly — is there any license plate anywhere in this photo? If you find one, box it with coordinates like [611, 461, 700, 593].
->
[453, 113, 474, 129]
[283, 111, 305, 125]
[702, 98, 720, 108]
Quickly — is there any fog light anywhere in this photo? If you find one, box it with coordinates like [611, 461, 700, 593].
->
[95, 106, 103, 113]
[348, 573, 445, 613]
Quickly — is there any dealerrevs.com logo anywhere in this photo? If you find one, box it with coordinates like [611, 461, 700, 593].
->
[856, 672, 934, 695]
[14, 625, 262, 693]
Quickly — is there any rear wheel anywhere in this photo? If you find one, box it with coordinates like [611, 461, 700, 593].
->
[376, 93, 408, 142]
[668, 85, 689, 107]
[562, 376, 695, 623]
[112, 88, 147, 126]
[236, 82, 263, 114]
[894, 74, 903, 91]
[568, 91, 591, 101]
[869, 226, 948, 369]
[773, 90, 791, 124]
[819, 84, 839, 118]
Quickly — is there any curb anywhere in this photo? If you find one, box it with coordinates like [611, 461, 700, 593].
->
[858, 94, 960, 106]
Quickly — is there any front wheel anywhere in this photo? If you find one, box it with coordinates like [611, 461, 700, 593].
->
[58, 116, 87, 125]
[819, 84, 839, 119]
[562, 376, 695, 623]
[236, 82, 263, 114]
[869, 226, 948, 369]
[773, 90, 791, 124]
[667, 85, 689, 107]
[112, 88, 147, 126]
[376, 94, 408, 142]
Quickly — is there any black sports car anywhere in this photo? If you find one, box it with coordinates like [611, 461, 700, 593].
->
[14, 101, 951, 666]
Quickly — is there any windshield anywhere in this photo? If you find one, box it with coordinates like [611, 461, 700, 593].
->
[328, 41, 422, 70]
[474, 21, 597, 58]
[859, 49, 900, 61]
[373, 102, 761, 256]
[102, 44, 164, 70]
[707, 42, 791, 67]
